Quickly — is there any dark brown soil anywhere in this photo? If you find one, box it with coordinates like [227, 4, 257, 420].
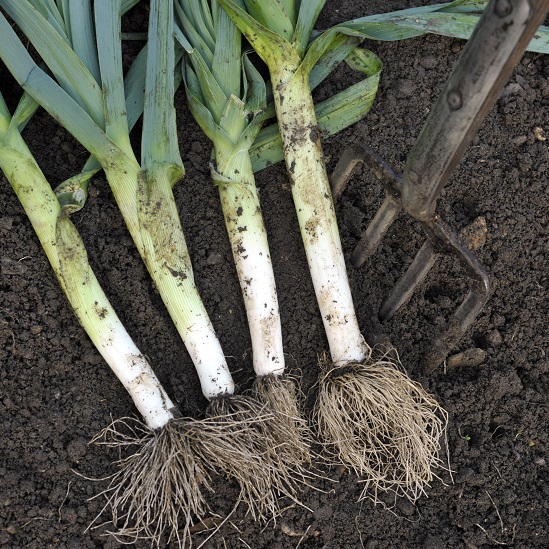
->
[1, 2, 548, 548]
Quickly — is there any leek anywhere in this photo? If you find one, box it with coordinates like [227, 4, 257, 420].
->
[0, 94, 174, 428]
[0, 91, 212, 546]
[175, 0, 311, 518]
[218, 0, 447, 502]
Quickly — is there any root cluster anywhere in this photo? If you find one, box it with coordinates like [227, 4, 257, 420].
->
[91, 362, 447, 546]
[205, 392, 311, 521]
[314, 357, 448, 502]
[92, 390, 314, 547]
[252, 374, 312, 466]
[91, 417, 211, 547]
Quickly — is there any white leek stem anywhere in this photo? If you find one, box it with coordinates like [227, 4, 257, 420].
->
[214, 151, 284, 377]
[0, 125, 174, 429]
[56, 220, 175, 429]
[105, 160, 235, 400]
[272, 68, 370, 366]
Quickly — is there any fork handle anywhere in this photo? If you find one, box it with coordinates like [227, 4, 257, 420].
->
[402, 0, 549, 221]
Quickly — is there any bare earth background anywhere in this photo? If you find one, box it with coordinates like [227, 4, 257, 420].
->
[1, 1, 548, 548]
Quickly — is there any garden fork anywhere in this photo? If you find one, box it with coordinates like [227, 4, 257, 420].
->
[330, 0, 549, 371]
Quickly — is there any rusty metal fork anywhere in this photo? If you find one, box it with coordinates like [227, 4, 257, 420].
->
[330, 0, 549, 371]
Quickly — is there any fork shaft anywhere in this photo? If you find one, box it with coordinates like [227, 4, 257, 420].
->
[402, 0, 549, 221]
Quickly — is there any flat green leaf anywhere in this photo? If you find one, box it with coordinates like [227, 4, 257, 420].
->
[291, 0, 325, 57]
[187, 48, 229, 123]
[175, 2, 215, 66]
[66, 0, 101, 83]
[12, 93, 40, 133]
[123, 45, 149, 132]
[183, 65, 233, 152]
[121, 0, 141, 15]
[212, 5, 241, 98]
[26, 0, 68, 39]
[141, 0, 184, 183]
[0, 93, 12, 126]
[184, 0, 217, 53]
[299, 25, 364, 78]
[308, 32, 361, 91]
[427, 0, 486, 14]
[218, 95, 246, 138]
[217, 0, 297, 68]
[94, 0, 133, 156]
[242, 54, 266, 114]
[278, 0, 297, 28]
[200, 0, 216, 36]
[0, 0, 105, 126]
[0, 12, 114, 162]
[335, 3, 549, 53]
[315, 71, 379, 136]
[345, 48, 383, 78]
[174, 25, 194, 53]
[233, 107, 264, 154]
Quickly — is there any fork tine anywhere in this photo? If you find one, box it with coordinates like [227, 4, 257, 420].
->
[379, 240, 438, 321]
[351, 195, 400, 268]
[329, 143, 368, 200]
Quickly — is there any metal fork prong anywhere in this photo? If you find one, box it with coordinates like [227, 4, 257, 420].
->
[454, 284, 490, 333]
[422, 217, 491, 369]
[379, 240, 438, 321]
[351, 195, 401, 268]
[330, 142, 492, 368]
[431, 216, 490, 296]
[330, 143, 367, 200]
[330, 143, 403, 200]
[426, 287, 490, 372]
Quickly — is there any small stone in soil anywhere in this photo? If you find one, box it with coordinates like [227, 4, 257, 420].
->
[486, 329, 503, 347]
[447, 348, 486, 368]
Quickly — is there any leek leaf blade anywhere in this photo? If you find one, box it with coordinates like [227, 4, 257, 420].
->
[141, 0, 184, 183]
[217, 0, 297, 67]
[0, 0, 105, 125]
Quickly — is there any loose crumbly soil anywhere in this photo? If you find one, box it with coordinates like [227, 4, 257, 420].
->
[1, 2, 548, 548]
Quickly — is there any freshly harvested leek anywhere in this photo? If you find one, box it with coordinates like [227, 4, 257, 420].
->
[0, 91, 215, 546]
[0, 0, 277, 543]
[177, 0, 287, 406]
[0, 93, 176, 428]
[175, 0, 311, 513]
[218, 0, 447, 502]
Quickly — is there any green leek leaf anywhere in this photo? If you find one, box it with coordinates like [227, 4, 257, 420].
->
[0, 0, 104, 125]
[336, 3, 549, 53]
[94, 0, 133, 156]
[141, 0, 185, 183]
[291, 0, 325, 57]
[0, 12, 114, 163]
[242, 0, 294, 41]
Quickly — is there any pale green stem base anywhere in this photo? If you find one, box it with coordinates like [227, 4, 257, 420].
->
[0, 130, 174, 429]
[214, 149, 284, 377]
